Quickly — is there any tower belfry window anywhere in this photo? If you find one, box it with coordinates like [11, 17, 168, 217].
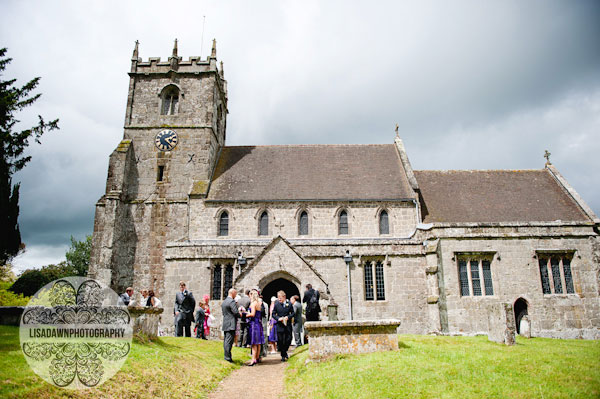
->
[161, 86, 179, 115]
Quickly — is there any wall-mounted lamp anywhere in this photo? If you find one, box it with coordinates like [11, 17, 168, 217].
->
[237, 251, 246, 272]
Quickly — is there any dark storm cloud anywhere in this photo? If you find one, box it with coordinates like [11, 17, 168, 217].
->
[1, 0, 598, 271]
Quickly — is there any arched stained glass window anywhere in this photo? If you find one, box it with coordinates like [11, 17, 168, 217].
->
[299, 211, 308, 235]
[218, 211, 229, 236]
[379, 210, 389, 234]
[259, 211, 268, 236]
[338, 210, 348, 235]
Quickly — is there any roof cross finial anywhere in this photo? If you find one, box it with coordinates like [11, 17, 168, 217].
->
[395, 123, 399, 138]
[544, 149, 551, 165]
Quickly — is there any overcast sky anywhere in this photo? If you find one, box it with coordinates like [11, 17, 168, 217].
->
[2, 1, 599, 273]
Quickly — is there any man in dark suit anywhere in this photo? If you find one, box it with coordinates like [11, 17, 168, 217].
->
[291, 295, 303, 346]
[174, 281, 196, 337]
[271, 290, 295, 361]
[303, 284, 321, 322]
[221, 288, 240, 362]
[237, 289, 251, 347]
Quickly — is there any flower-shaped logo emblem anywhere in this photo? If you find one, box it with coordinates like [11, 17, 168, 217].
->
[20, 277, 132, 389]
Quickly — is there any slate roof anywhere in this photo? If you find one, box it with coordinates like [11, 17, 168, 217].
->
[414, 170, 590, 223]
[207, 145, 416, 201]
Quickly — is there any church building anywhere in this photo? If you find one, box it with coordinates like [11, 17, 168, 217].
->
[89, 41, 600, 339]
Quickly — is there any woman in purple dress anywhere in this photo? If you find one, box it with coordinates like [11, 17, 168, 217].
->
[245, 290, 264, 366]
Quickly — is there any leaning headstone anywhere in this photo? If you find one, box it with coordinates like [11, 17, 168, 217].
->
[519, 315, 531, 338]
[487, 303, 516, 345]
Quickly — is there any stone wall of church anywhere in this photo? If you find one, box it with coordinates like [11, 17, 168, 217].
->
[189, 200, 418, 239]
[435, 226, 600, 339]
[162, 237, 435, 335]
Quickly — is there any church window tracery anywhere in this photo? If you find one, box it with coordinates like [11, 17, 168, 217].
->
[211, 261, 234, 300]
[259, 211, 268, 236]
[218, 211, 229, 236]
[298, 211, 308, 236]
[212, 264, 222, 299]
[537, 253, 575, 295]
[339, 210, 349, 235]
[379, 210, 389, 234]
[458, 255, 494, 297]
[364, 260, 385, 301]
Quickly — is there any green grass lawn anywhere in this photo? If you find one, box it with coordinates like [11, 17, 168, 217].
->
[285, 335, 600, 399]
[0, 325, 250, 399]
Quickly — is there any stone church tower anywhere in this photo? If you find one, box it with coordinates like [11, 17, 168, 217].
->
[89, 40, 227, 296]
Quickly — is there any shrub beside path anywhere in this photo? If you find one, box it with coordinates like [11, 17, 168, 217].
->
[209, 350, 293, 399]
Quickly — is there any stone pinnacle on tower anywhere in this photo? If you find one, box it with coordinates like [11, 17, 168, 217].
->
[220, 61, 224, 78]
[211, 38, 217, 58]
[172, 38, 178, 57]
[132, 40, 139, 60]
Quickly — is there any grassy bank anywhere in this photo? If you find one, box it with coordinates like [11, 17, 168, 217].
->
[0, 325, 250, 398]
[285, 335, 600, 399]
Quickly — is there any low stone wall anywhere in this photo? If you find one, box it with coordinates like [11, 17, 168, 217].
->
[128, 306, 164, 338]
[0, 306, 24, 326]
[304, 319, 401, 361]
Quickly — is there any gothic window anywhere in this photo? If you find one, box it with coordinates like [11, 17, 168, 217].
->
[211, 261, 234, 300]
[339, 210, 348, 235]
[539, 258, 551, 294]
[375, 261, 386, 300]
[364, 260, 385, 301]
[298, 211, 308, 236]
[482, 260, 493, 295]
[223, 264, 234, 298]
[218, 211, 229, 236]
[458, 256, 494, 297]
[379, 210, 389, 234]
[364, 262, 374, 300]
[538, 253, 575, 295]
[259, 211, 268, 236]
[212, 264, 222, 300]
[161, 86, 179, 115]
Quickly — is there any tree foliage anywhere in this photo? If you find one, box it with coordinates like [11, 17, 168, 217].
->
[0, 47, 59, 265]
[65, 234, 92, 276]
[9, 235, 92, 297]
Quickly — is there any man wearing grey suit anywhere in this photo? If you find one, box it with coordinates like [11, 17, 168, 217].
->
[221, 288, 240, 363]
[174, 281, 196, 337]
[291, 295, 303, 346]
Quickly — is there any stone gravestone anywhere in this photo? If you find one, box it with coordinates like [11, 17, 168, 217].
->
[487, 303, 516, 345]
[519, 315, 531, 338]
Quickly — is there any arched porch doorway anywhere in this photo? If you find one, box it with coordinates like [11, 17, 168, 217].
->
[261, 278, 300, 307]
[514, 297, 529, 334]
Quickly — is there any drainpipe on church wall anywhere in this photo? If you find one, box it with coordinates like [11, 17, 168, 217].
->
[344, 250, 353, 320]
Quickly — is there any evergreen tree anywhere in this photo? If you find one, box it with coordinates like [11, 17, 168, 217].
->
[0, 47, 58, 265]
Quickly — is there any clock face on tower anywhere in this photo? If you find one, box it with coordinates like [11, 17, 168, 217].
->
[155, 129, 178, 151]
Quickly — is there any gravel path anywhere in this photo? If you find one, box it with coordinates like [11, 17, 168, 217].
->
[208, 350, 292, 399]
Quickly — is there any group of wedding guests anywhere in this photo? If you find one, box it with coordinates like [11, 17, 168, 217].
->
[221, 285, 319, 365]
[119, 286, 163, 308]
[171, 280, 322, 366]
